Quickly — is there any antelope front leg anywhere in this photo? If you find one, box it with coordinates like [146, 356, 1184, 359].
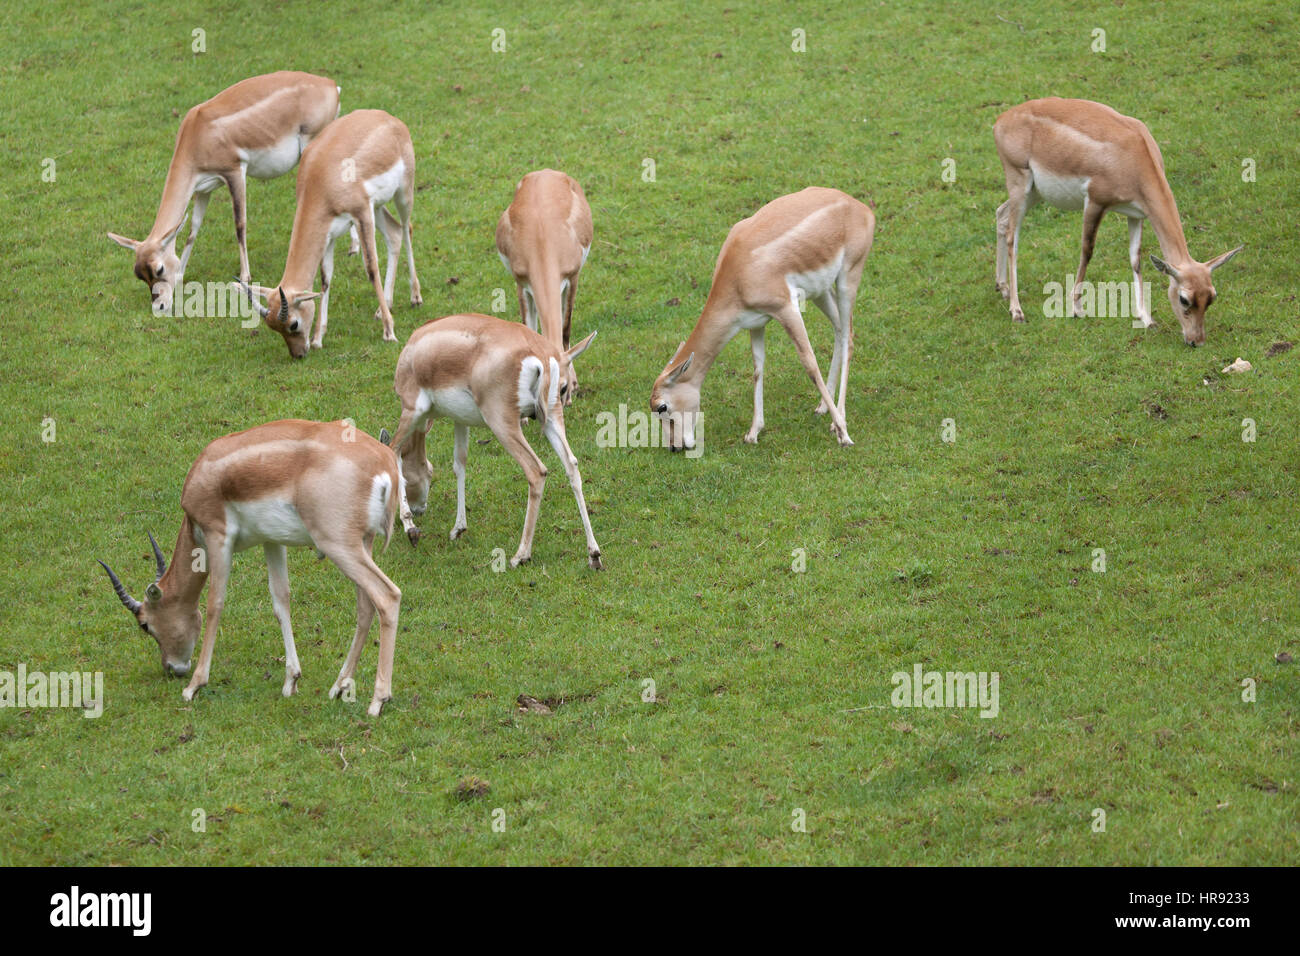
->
[744, 327, 766, 444]
[227, 165, 251, 285]
[1128, 217, 1154, 328]
[177, 189, 213, 282]
[183, 537, 230, 702]
[1070, 201, 1105, 318]
[264, 544, 302, 697]
[776, 304, 853, 447]
[313, 238, 335, 349]
[542, 419, 603, 569]
[451, 423, 469, 539]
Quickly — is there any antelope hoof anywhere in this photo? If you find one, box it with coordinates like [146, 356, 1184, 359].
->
[743, 431, 760, 445]
[1010, 306, 1026, 323]
[589, 551, 603, 571]
[310, 339, 324, 350]
[996, 281, 1009, 299]
[411, 290, 423, 306]
[329, 676, 355, 701]
[450, 525, 466, 540]
[366, 697, 386, 717]
[282, 673, 301, 698]
[407, 526, 421, 546]
[834, 424, 855, 447]
[510, 552, 531, 568]
[181, 683, 200, 703]
[814, 402, 828, 415]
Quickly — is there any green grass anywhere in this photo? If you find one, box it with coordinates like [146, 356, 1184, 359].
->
[1, 0, 1297, 865]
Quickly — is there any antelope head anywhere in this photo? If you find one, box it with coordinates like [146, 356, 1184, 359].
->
[98, 532, 200, 676]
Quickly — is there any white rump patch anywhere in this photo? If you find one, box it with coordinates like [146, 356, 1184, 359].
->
[368, 473, 392, 537]
[518, 355, 544, 416]
[363, 160, 405, 205]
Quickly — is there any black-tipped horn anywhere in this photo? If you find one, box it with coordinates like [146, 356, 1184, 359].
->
[98, 560, 141, 615]
[148, 531, 167, 580]
[277, 285, 289, 325]
[236, 278, 270, 318]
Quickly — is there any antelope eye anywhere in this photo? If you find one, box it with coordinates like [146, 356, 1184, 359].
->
[560, 383, 568, 394]
[1178, 294, 1190, 307]
[288, 319, 300, 333]
[156, 265, 165, 277]
[656, 403, 668, 414]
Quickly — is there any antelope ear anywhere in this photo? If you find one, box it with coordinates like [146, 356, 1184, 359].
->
[664, 352, 694, 387]
[1149, 254, 1181, 281]
[107, 232, 140, 251]
[291, 291, 323, 306]
[1206, 245, 1244, 273]
[564, 330, 598, 364]
[379, 427, 392, 446]
[161, 213, 189, 248]
[145, 582, 164, 604]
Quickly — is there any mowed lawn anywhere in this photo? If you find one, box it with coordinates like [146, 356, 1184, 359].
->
[1, 0, 1296, 865]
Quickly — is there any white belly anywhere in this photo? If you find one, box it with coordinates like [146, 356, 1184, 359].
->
[418, 386, 485, 427]
[787, 254, 843, 304]
[1029, 165, 1090, 210]
[327, 213, 354, 242]
[364, 160, 405, 205]
[241, 134, 304, 180]
[226, 499, 315, 551]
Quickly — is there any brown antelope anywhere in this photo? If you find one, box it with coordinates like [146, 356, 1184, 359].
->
[391, 314, 602, 570]
[994, 97, 1243, 345]
[650, 187, 874, 451]
[97, 420, 403, 717]
[240, 109, 422, 358]
[496, 169, 594, 403]
[108, 71, 355, 315]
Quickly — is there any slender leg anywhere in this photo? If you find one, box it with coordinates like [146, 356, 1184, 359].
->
[348, 222, 360, 256]
[1070, 200, 1106, 318]
[356, 204, 395, 341]
[376, 205, 402, 311]
[395, 189, 421, 305]
[542, 416, 602, 569]
[317, 537, 400, 717]
[393, 408, 425, 543]
[563, 274, 579, 401]
[522, 285, 539, 333]
[182, 534, 231, 702]
[1001, 167, 1036, 322]
[227, 164, 251, 285]
[995, 200, 1010, 297]
[451, 423, 469, 539]
[1128, 217, 1154, 327]
[177, 189, 213, 280]
[744, 327, 766, 444]
[313, 237, 335, 349]
[834, 260, 864, 422]
[812, 290, 842, 415]
[264, 544, 302, 697]
[483, 409, 548, 567]
[774, 303, 852, 447]
[329, 583, 374, 701]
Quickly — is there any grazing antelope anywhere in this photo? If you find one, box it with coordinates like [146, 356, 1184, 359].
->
[391, 314, 602, 570]
[108, 71, 354, 315]
[994, 97, 1243, 345]
[650, 187, 874, 451]
[97, 420, 403, 717]
[241, 109, 422, 358]
[496, 169, 594, 403]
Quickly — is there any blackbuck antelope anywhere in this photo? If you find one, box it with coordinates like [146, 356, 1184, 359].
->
[241, 109, 422, 358]
[496, 169, 594, 403]
[650, 187, 874, 451]
[108, 71, 351, 315]
[391, 314, 602, 570]
[994, 97, 1243, 345]
[97, 420, 403, 717]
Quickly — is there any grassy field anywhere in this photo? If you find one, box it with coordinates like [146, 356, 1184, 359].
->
[1, 0, 1297, 865]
